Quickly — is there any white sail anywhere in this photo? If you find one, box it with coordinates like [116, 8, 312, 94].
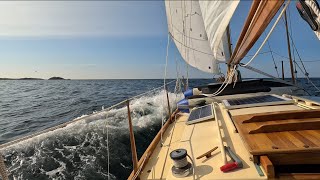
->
[199, 1, 240, 61]
[165, 0, 221, 74]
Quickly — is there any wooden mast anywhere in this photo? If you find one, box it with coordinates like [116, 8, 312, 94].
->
[226, 25, 233, 56]
[226, 25, 234, 80]
[229, 0, 285, 65]
[284, 8, 296, 84]
[282, 61, 285, 80]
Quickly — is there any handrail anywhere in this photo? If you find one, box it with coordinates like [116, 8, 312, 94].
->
[128, 109, 180, 180]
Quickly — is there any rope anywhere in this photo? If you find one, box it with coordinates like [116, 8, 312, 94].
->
[288, 7, 298, 81]
[204, 65, 237, 97]
[277, 16, 320, 92]
[305, 0, 320, 38]
[240, 0, 291, 67]
[0, 153, 8, 180]
[264, 32, 279, 77]
[164, 33, 170, 88]
[162, 18, 172, 143]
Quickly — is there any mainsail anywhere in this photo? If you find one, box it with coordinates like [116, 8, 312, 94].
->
[165, 0, 239, 74]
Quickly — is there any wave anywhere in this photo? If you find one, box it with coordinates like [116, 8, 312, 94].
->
[1, 90, 183, 180]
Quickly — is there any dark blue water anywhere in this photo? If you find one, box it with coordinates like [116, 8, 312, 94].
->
[0, 78, 319, 180]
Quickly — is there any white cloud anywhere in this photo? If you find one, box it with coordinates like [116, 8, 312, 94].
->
[0, 1, 166, 38]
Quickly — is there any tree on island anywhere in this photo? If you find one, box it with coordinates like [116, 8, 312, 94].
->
[48, 77, 65, 80]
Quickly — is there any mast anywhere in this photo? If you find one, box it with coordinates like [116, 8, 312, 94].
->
[282, 61, 285, 80]
[226, 25, 235, 81]
[226, 25, 233, 56]
[284, 8, 296, 84]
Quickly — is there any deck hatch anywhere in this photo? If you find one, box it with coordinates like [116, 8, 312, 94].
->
[186, 104, 214, 125]
[222, 94, 294, 109]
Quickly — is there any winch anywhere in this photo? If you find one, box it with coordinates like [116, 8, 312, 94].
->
[170, 149, 193, 178]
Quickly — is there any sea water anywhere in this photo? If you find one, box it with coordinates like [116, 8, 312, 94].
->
[0, 78, 319, 179]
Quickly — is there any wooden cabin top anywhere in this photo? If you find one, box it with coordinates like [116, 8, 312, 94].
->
[132, 94, 320, 180]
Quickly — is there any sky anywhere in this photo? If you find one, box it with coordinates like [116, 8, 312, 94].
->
[0, 1, 319, 79]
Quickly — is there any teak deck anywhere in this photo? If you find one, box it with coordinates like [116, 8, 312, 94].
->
[232, 109, 320, 156]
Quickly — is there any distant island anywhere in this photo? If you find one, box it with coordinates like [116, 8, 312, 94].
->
[0, 78, 43, 80]
[48, 77, 65, 80]
[0, 77, 69, 80]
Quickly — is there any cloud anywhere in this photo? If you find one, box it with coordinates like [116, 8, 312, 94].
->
[0, 1, 167, 38]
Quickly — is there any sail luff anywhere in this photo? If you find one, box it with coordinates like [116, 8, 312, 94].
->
[229, 0, 285, 65]
[165, 0, 221, 74]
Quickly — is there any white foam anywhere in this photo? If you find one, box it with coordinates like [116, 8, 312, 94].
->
[1, 90, 183, 179]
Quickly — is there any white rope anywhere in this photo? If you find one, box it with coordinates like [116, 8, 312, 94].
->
[305, 0, 320, 38]
[240, 0, 291, 67]
[205, 65, 237, 97]
[162, 32, 171, 145]
[164, 34, 170, 88]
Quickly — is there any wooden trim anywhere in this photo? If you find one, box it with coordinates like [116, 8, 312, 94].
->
[268, 152, 320, 165]
[127, 109, 180, 180]
[260, 156, 275, 178]
[229, 0, 260, 62]
[251, 147, 320, 155]
[229, 0, 284, 65]
[278, 173, 320, 179]
[239, 109, 320, 123]
[249, 120, 320, 134]
[127, 100, 139, 177]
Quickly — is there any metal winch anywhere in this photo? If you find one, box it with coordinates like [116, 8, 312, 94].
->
[170, 149, 193, 178]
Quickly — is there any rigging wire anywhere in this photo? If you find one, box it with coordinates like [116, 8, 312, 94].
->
[186, 0, 193, 89]
[294, 61, 320, 92]
[240, 64, 311, 95]
[264, 32, 280, 77]
[288, 6, 298, 81]
[162, 31, 171, 145]
[277, 9, 320, 92]
[240, 0, 291, 67]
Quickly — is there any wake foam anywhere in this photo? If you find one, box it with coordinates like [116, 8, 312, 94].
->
[1, 90, 183, 180]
